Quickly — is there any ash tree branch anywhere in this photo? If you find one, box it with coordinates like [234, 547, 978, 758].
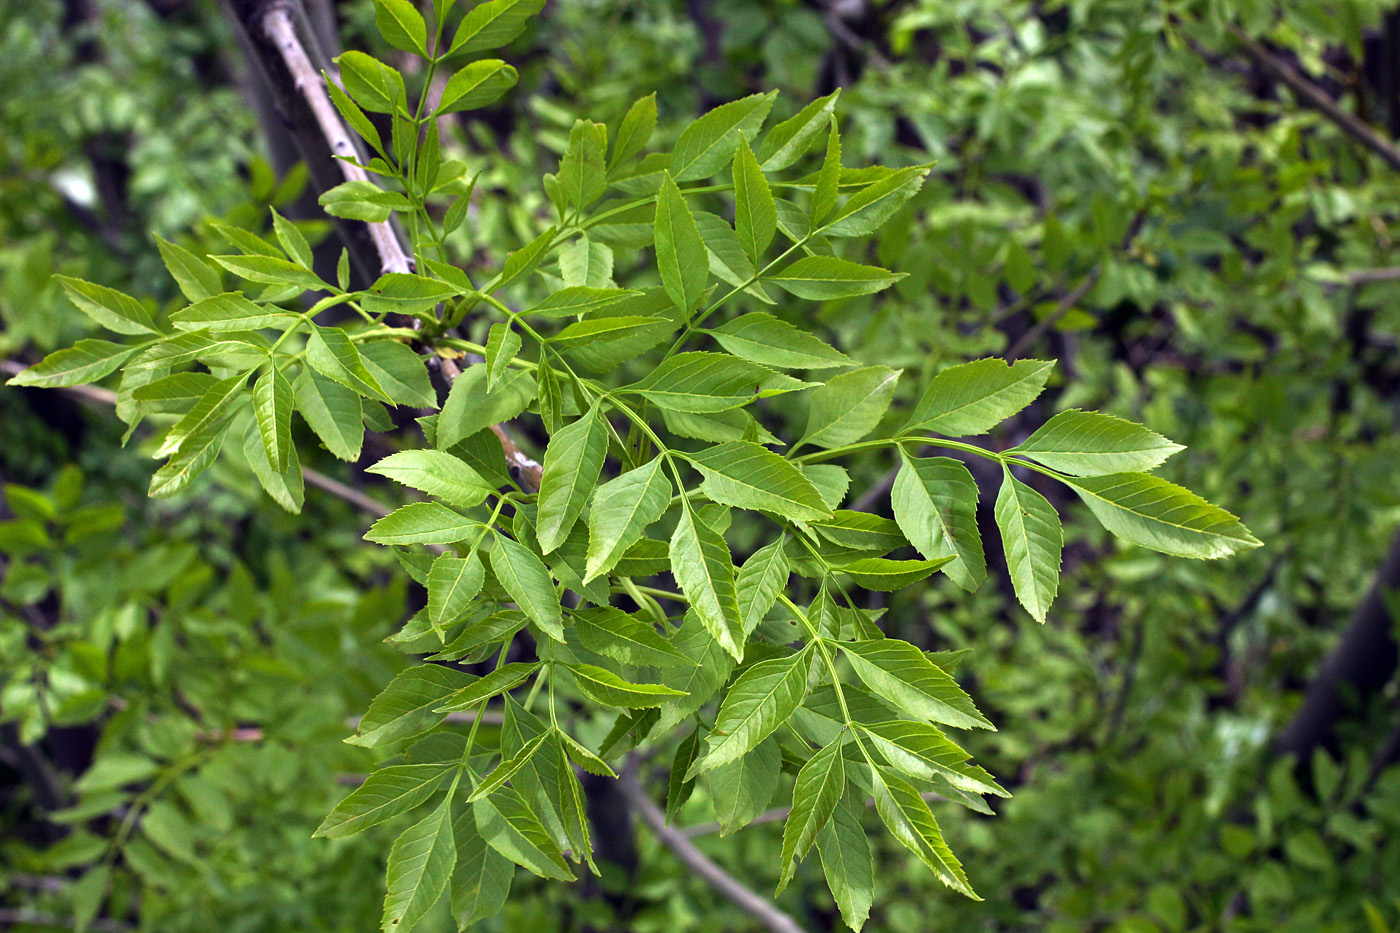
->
[618, 763, 808, 933]
[221, 0, 411, 283]
[1224, 24, 1400, 173]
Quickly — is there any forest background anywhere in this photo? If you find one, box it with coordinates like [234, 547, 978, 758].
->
[2, 1, 1400, 932]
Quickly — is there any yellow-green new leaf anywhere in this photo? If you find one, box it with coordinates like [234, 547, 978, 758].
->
[55, 276, 157, 335]
[348, 664, 474, 747]
[994, 467, 1061, 623]
[757, 90, 839, 171]
[733, 137, 776, 263]
[438, 60, 517, 113]
[818, 794, 874, 931]
[710, 312, 852, 370]
[7, 340, 138, 388]
[771, 256, 902, 301]
[428, 552, 486, 628]
[366, 502, 480, 545]
[1068, 472, 1262, 559]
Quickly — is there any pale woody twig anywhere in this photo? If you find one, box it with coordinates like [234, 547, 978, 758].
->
[617, 761, 809, 933]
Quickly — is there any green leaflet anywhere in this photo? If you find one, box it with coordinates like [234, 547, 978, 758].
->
[1068, 472, 1262, 559]
[818, 792, 875, 932]
[438, 60, 517, 113]
[624, 351, 808, 412]
[669, 507, 743, 660]
[813, 511, 907, 553]
[435, 662, 541, 713]
[374, 0, 426, 54]
[294, 367, 363, 461]
[610, 93, 656, 171]
[869, 766, 978, 899]
[690, 648, 812, 775]
[366, 502, 480, 545]
[362, 273, 459, 319]
[336, 51, 405, 114]
[428, 552, 486, 628]
[211, 253, 325, 291]
[557, 119, 608, 212]
[368, 450, 495, 509]
[811, 124, 842, 226]
[735, 538, 790, 639]
[437, 366, 536, 450]
[7, 340, 139, 388]
[585, 456, 671, 582]
[566, 663, 686, 708]
[154, 373, 246, 459]
[305, 325, 389, 402]
[381, 794, 456, 933]
[771, 256, 902, 301]
[360, 341, 437, 409]
[490, 534, 563, 640]
[670, 91, 777, 182]
[709, 312, 852, 370]
[242, 415, 304, 514]
[703, 736, 781, 835]
[558, 236, 614, 288]
[796, 366, 900, 450]
[252, 367, 292, 472]
[472, 784, 573, 881]
[468, 733, 550, 802]
[654, 172, 709, 315]
[1009, 409, 1185, 475]
[314, 763, 452, 838]
[154, 234, 221, 301]
[55, 276, 158, 335]
[574, 606, 688, 666]
[818, 165, 929, 238]
[905, 358, 1053, 435]
[891, 452, 986, 590]
[857, 720, 1005, 798]
[835, 557, 950, 591]
[447, 0, 545, 57]
[484, 323, 522, 392]
[169, 293, 296, 332]
[348, 664, 474, 747]
[757, 90, 839, 171]
[655, 615, 737, 733]
[994, 467, 1062, 623]
[536, 403, 608, 553]
[686, 440, 830, 521]
[839, 638, 992, 730]
[451, 809, 513, 926]
[778, 736, 846, 891]
[733, 137, 776, 263]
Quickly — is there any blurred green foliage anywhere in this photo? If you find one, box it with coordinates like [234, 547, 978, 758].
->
[3, 0, 1400, 931]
